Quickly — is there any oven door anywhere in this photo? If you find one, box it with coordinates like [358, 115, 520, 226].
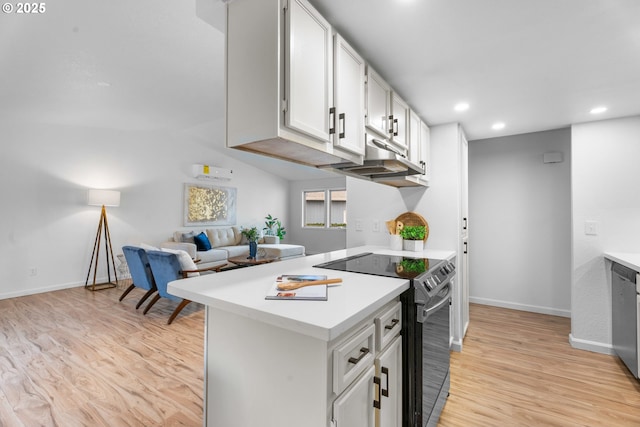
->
[419, 283, 451, 427]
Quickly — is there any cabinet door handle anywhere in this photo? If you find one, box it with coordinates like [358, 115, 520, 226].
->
[463, 217, 467, 230]
[393, 118, 399, 136]
[381, 366, 389, 397]
[464, 241, 468, 254]
[339, 113, 346, 139]
[420, 160, 426, 174]
[373, 376, 381, 409]
[348, 347, 369, 364]
[329, 107, 336, 135]
[388, 115, 394, 134]
[384, 318, 399, 330]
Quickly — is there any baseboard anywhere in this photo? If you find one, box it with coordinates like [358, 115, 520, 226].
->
[569, 333, 615, 355]
[0, 281, 85, 300]
[469, 296, 571, 318]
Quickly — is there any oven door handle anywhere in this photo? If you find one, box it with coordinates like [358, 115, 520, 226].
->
[419, 284, 452, 322]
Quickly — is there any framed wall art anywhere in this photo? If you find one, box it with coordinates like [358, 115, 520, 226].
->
[184, 183, 237, 226]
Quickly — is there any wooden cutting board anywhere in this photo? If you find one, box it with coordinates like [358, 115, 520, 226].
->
[394, 212, 429, 241]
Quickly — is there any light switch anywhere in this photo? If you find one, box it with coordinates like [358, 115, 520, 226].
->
[372, 220, 380, 232]
[355, 219, 363, 231]
[584, 220, 598, 236]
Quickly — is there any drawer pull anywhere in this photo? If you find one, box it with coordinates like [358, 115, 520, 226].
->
[348, 347, 369, 365]
[381, 366, 389, 397]
[373, 376, 381, 409]
[384, 318, 399, 330]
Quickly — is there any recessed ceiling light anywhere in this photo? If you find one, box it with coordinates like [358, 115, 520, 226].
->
[454, 102, 469, 112]
[492, 122, 505, 130]
[590, 106, 607, 114]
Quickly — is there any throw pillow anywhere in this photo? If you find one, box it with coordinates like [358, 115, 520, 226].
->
[160, 248, 200, 277]
[193, 232, 212, 251]
[181, 231, 196, 244]
[140, 242, 159, 251]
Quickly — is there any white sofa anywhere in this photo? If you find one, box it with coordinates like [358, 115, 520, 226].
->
[161, 226, 305, 269]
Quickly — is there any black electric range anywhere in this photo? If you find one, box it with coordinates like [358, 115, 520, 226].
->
[314, 252, 455, 427]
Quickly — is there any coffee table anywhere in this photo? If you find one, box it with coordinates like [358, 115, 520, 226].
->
[227, 255, 279, 267]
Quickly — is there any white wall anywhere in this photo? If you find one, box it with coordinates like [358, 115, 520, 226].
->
[0, 121, 290, 299]
[288, 177, 347, 254]
[570, 116, 640, 353]
[468, 128, 572, 317]
[347, 123, 460, 252]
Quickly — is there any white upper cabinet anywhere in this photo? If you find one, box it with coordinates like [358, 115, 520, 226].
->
[420, 120, 431, 182]
[389, 93, 409, 150]
[365, 67, 392, 140]
[333, 34, 366, 155]
[408, 109, 421, 166]
[226, 0, 362, 167]
[285, 0, 333, 142]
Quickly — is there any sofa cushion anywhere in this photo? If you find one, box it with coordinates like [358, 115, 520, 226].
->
[196, 248, 228, 264]
[259, 244, 305, 259]
[207, 227, 239, 248]
[218, 245, 250, 258]
[194, 232, 212, 251]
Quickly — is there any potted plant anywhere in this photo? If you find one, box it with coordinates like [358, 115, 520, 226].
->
[263, 214, 286, 243]
[400, 225, 426, 252]
[241, 227, 259, 258]
[263, 214, 280, 244]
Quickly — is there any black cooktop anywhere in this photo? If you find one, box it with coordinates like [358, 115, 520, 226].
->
[313, 252, 442, 280]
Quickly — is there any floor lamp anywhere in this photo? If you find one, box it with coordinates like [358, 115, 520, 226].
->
[86, 189, 120, 291]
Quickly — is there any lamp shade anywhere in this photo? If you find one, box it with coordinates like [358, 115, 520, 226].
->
[87, 189, 121, 207]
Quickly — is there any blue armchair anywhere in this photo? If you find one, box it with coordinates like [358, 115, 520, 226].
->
[145, 250, 226, 324]
[119, 246, 158, 309]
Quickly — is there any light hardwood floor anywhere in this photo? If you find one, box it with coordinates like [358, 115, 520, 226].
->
[439, 304, 640, 426]
[1, 286, 639, 426]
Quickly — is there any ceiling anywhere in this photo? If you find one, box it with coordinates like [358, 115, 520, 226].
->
[2, 0, 639, 178]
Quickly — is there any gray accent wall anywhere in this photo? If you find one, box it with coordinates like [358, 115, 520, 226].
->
[468, 128, 572, 317]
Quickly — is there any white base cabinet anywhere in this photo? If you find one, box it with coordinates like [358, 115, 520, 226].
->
[204, 299, 402, 427]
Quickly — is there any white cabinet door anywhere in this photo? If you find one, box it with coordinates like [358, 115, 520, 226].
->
[408, 110, 421, 165]
[333, 365, 376, 427]
[390, 94, 409, 150]
[365, 67, 392, 139]
[420, 120, 431, 181]
[334, 34, 366, 155]
[376, 336, 402, 427]
[285, 0, 333, 142]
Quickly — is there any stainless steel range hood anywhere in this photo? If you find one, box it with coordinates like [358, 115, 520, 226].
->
[324, 138, 424, 177]
[320, 137, 428, 187]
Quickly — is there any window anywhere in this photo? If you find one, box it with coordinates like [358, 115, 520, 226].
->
[304, 189, 347, 229]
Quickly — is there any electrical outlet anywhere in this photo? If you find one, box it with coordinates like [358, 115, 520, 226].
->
[28, 267, 37, 277]
[355, 219, 363, 231]
[372, 220, 380, 232]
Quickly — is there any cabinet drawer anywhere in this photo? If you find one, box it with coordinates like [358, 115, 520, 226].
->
[333, 323, 375, 394]
[375, 301, 402, 351]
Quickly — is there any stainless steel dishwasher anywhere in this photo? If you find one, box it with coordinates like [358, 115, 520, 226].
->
[611, 262, 639, 378]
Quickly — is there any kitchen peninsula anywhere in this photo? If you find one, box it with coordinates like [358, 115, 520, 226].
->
[168, 246, 454, 427]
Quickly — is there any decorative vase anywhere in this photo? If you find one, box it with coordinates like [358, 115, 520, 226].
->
[403, 239, 424, 252]
[390, 235, 403, 251]
[249, 241, 258, 259]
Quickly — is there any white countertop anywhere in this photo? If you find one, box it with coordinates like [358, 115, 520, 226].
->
[168, 245, 455, 342]
[604, 252, 640, 271]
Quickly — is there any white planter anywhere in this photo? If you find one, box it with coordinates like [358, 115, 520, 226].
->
[389, 235, 403, 251]
[403, 239, 424, 252]
[263, 235, 280, 244]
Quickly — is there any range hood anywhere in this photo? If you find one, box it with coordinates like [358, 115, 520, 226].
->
[325, 138, 424, 176]
[321, 137, 428, 187]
